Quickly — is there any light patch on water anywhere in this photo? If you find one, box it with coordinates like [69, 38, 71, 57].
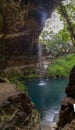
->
[38, 80, 46, 86]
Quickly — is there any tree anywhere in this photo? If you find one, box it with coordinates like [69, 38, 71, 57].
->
[42, 33, 72, 57]
[40, 0, 75, 58]
[58, 0, 75, 46]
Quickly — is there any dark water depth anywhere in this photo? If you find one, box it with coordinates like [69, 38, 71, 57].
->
[24, 79, 68, 122]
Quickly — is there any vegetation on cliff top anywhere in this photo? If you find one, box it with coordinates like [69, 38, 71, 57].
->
[48, 54, 75, 78]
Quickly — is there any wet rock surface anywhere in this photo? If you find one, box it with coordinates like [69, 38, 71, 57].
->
[61, 119, 75, 130]
[56, 66, 75, 130]
[0, 81, 39, 130]
[0, 0, 61, 69]
[66, 65, 75, 98]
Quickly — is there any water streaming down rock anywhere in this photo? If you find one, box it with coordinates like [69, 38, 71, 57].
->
[38, 38, 43, 78]
[37, 8, 48, 81]
[38, 38, 46, 86]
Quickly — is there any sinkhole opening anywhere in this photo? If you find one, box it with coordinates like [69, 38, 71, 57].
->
[25, 3, 74, 125]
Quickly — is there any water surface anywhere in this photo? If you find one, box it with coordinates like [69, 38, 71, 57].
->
[24, 79, 68, 122]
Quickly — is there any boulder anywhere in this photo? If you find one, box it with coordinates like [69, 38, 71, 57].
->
[0, 82, 39, 130]
[56, 66, 75, 130]
[65, 66, 75, 98]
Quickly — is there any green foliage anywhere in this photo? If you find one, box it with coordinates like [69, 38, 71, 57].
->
[5, 69, 26, 91]
[40, 18, 74, 57]
[5, 69, 23, 81]
[48, 54, 75, 77]
[10, 79, 27, 91]
[58, 27, 71, 42]
[40, 0, 75, 56]
[44, 33, 72, 57]
[57, 0, 75, 44]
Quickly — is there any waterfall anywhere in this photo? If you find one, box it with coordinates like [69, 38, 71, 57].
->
[38, 38, 46, 86]
[38, 38, 43, 78]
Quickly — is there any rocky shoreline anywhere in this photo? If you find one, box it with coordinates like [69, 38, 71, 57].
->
[0, 80, 39, 130]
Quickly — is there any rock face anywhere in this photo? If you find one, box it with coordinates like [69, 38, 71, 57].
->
[0, 81, 39, 130]
[56, 66, 75, 130]
[61, 119, 75, 130]
[66, 65, 75, 98]
[0, 0, 60, 69]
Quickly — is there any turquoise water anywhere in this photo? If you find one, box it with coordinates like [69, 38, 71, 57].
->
[25, 79, 68, 122]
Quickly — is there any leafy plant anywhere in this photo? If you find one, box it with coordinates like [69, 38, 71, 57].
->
[48, 54, 75, 78]
[10, 79, 27, 91]
[5, 69, 26, 91]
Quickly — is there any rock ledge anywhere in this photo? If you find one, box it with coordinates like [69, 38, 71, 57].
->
[0, 81, 39, 130]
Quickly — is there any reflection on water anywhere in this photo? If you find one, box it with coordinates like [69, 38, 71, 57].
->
[38, 80, 46, 86]
[25, 79, 68, 122]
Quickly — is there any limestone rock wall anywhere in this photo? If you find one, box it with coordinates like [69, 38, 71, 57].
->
[0, 0, 59, 69]
[0, 81, 39, 130]
[56, 66, 75, 130]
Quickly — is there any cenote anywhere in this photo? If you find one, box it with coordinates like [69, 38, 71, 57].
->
[25, 79, 68, 122]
